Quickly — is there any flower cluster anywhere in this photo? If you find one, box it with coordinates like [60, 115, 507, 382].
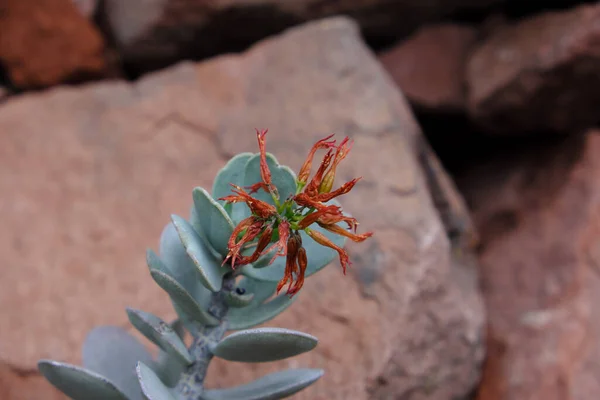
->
[220, 130, 373, 296]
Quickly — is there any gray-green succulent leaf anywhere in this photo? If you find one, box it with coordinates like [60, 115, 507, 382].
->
[156, 225, 213, 307]
[136, 362, 177, 400]
[212, 327, 318, 363]
[223, 287, 255, 308]
[226, 292, 297, 331]
[149, 269, 220, 326]
[171, 214, 229, 292]
[38, 360, 132, 400]
[212, 152, 254, 225]
[191, 187, 235, 256]
[201, 368, 324, 400]
[126, 308, 193, 366]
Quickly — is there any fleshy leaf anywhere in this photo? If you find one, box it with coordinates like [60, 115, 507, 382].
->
[240, 223, 346, 282]
[150, 269, 219, 326]
[157, 224, 212, 307]
[38, 360, 130, 400]
[189, 204, 224, 260]
[212, 152, 253, 224]
[202, 368, 324, 400]
[126, 308, 193, 366]
[213, 328, 318, 363]
[243, 153, 297, 206]
[152, 320, 187, 388]
[81, 326, 151, 400]
[223, 289, 255, 308]
[227, 293, 296, 331]
[191, 187, 234, 256]
[227, 277, 277, 312]
[136, 362, 176, 400]
[171, 214, 228, 292]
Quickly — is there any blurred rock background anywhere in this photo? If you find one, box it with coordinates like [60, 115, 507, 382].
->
[1, 0, 600, 399]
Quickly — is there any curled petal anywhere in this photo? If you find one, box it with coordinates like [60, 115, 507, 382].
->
[313, 177, 361, 203]
[277, 231, 301, 294]
[220, 184, 276, 219]
[224, 217, 264, 267]
[256, 129, 278, 199]
[240, 224, 274, 264]
[303, 150, 334, 198]
[264, 220, 290, 265]
[287, 246, 307, 296]
[297, 134, 336, 184]
[306, 228, 350, 274]
[245, 181, 269, 195]
[319, 137, 353, 194]
[293, 193, 328, 210]
[297, 205, 357, 230]
[318, 222, 373, 242]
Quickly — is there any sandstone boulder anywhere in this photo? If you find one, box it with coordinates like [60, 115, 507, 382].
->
[0, 17, 484, 399]
[102, 0, 502, 73]
[0, 0, 107, 89]
[459, 131, 600, 400]
[380, 24, 478, 112]
[467, 4, 600, 134]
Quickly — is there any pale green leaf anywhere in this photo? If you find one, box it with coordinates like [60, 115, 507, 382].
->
[202, 368, 323, 400]
[126, 308, 193, 366]
[213, 328, 317, 363]
[171, 214, 228, 292]
[38, 360, 130, 400]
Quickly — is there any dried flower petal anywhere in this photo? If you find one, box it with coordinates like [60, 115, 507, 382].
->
[319, 137, 353, 194]
[277, 231, 301, 294]
[303, 150, 334, 198]
[240, 224, 274, 264]
[223, 217, 264, 267]
[220, 184, 276, 219]
[313, 178, 361, 203]
[318, 222, 373, 242]
[306, 228, 350, 274]
[297, 134, 336, 184]
[264, 220, 290, 265]
[297, 205, 357, 231]
[287, 246, 307, 296]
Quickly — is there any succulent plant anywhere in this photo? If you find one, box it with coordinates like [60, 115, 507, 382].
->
[39, 130, 372, 400]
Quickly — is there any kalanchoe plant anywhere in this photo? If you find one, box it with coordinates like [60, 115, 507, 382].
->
[38, 130, 373, 400]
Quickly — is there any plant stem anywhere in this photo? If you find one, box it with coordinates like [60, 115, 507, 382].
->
[175, 275, 235, 399]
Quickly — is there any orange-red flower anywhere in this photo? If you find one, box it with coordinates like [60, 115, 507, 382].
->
[219, 130, 373, 296]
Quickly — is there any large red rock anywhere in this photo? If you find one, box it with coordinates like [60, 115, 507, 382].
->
[459, 131, 600, 400]
[467, 4, 600, 134]
[0, 17, 484, 399]
[102, 0, 502, 72]
[0, 0, 106, 89]
[380, 24, 478, 112]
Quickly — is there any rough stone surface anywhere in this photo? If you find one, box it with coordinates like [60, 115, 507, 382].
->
[458, 131, 600, 400]
[102, 0, 502, 72]
[467, 4, 600, 135]
[0, 0, 106, 89]
[72, 0, 98, 17]
[380, 24, 478, 112]
[0, 17, 484, 399]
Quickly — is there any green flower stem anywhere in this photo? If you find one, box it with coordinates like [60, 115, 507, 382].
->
[175, 275, 235, 399]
